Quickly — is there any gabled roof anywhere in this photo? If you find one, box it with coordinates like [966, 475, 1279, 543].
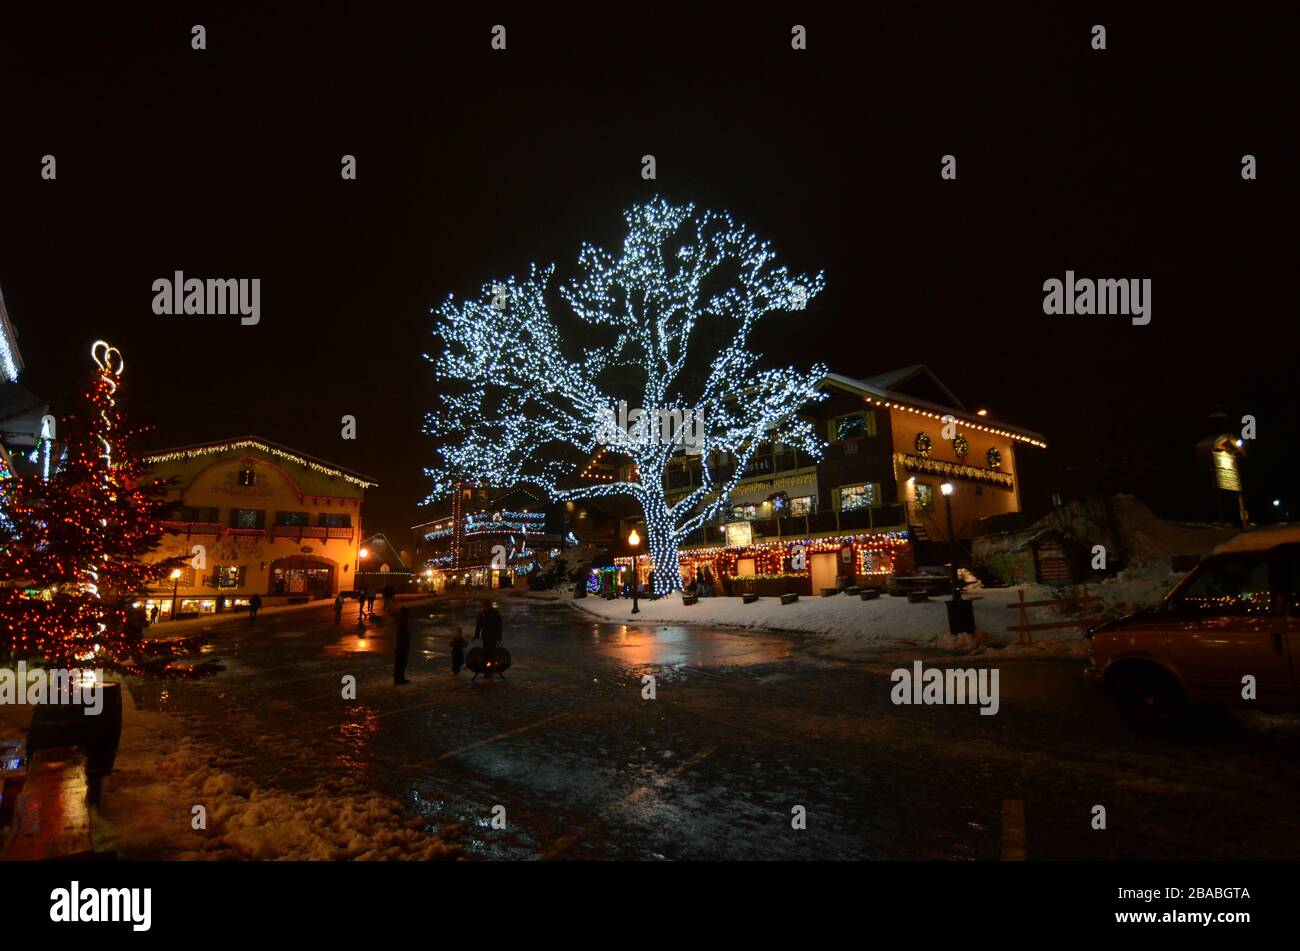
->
[822, 370, 1047, 448]
[858, 364, 965, 410]
[143, 435, 377, 487]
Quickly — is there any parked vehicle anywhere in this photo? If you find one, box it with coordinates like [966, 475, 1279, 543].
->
[1085, 530, 1300, 726]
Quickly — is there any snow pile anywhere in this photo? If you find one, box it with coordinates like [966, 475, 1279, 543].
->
[96, 689, 462, 861]
[572, 562, 1186, 660]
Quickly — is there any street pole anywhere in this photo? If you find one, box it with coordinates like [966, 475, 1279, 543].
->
[941, 483, 960, 602]
[628, 528, 641, 615]
[171, 576, 180, 620]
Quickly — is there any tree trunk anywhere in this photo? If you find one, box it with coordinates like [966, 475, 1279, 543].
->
[640, 494, 683, 596]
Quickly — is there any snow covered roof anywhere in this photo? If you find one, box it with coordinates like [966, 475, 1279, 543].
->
[821, 371, 1047, 448]
[1213, 524, 1300, 554]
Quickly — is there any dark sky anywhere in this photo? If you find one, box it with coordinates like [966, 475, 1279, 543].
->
[1, 4, 1293, 544]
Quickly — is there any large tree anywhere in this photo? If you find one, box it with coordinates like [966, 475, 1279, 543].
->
[425, 198, 826, 594]
[0, 341, 184, 666]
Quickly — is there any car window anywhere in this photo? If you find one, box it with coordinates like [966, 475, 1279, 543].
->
[1272, 552, 1300, 614]
[1171, 557, 1271, 616]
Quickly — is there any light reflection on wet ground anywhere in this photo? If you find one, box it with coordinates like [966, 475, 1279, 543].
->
[128, 595, 1300, 860]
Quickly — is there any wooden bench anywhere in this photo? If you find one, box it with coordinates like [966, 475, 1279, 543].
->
[1, 748, 95, 861]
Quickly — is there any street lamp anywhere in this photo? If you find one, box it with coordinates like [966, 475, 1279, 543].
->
[169, 568, 182, 620]
[940, 483, 959, 600]
[628, 528, 641, 615]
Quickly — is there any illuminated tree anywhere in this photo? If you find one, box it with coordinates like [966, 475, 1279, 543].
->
[425, 197, 826, 594]
[0, 342, 184, 666]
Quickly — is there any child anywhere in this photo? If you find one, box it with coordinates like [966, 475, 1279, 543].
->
[450, 626, 467, 675]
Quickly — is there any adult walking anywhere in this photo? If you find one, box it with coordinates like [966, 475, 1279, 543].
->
[473, 598, 503, 679]
[356, 586, 368, 622]
[248, 592, 262, 625]
[333, 592, 344, 625]
[393, 607, 412, 685]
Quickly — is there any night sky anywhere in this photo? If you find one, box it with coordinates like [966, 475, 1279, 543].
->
[1, 4, 1292, 544]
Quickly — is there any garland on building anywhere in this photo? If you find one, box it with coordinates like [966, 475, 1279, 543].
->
[0, 341, 186, 666]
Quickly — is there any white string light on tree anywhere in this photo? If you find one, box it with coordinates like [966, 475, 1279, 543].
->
[424, 197, 827, 595]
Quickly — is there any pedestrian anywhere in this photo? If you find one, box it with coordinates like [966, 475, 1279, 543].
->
[216, 594, 226, 614]
[367, 589, 377, 616]
[333, 592, 344, 625]
[450, 626, 467, 676]
[150, 604, 160, 625]
[248, 592, 262, 625]
[473, 598, 503, 679]
[356, 586, 367, 621]
[383, 583, 396, 612]
[393, 607, 412, 685]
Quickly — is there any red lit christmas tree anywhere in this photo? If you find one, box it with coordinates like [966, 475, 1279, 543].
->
[0, 341, 185, 667]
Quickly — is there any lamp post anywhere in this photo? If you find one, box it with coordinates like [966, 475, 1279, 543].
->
[940, 483, 959, 601]
[169, 568, 182, 621]
[628, 528, 641, 615]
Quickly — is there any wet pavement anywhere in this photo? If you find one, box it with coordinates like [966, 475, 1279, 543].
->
[129, 595, 1300, 860]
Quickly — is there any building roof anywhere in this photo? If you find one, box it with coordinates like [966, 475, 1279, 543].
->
[0, 284, 23, 383]
[822, 368, 1047, 447]
[143, 435, 378, 487]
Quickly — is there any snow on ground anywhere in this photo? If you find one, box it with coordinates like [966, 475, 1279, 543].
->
[567, 564, 1184, 660]
[94, 686, 463, 860]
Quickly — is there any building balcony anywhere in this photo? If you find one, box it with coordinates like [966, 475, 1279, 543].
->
[160, 520, 221, 536]
[271, 524, 355, 542]
[679, 503, 909, 549]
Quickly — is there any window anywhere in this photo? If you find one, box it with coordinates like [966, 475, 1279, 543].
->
[914, 483, 935, 513]
[830, 411, 876, 442]
[1275, 553, 1300, 614]
[230, 508, 265, 529]
[276, 511, 310, 526]
[319, 513, 352, 528]
[838, 483, 880, 511]
[238, 467, 255, 487]
[214, 566, 245, 589]
[1171, 557, 1272, 616]
[176, 506, 219, 523]
[789, 495, 815, 516]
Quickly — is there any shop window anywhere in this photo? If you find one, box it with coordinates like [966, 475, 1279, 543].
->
[914, 484, 935, 512]
[838, 483, 880, 511]
[276, 511, 310, 526]
[230, 508, 265, 529]
[319, 513, 352, 528]
[214, 565, 245, 589]
[830, 411, 876, 442]
[789, 496, 816, 516]
[238, 466, 256, 487]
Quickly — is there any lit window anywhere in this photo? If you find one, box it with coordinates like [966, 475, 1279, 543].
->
[838, 483, 880, 511]
[914, 484, 935, 512]
[789, 496, 815, 516]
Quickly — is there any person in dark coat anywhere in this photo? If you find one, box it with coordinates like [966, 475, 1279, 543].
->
[333, 593, 344, 625]
[393, 607, 412, 685]
[367, 589, 378, 615]
[383, 583, 396, 612]
[450, 626, 467, 675]
[248, 592, 262, 625]
[473, 599, 503, 678]
[356, 586, 368, 621]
